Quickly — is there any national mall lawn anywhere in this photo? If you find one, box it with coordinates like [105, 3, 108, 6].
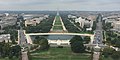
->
[30, 47, 91, 60]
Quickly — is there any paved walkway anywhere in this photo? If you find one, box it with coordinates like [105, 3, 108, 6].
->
[93, 52, 100, 60]
[22, 52, 28, 60]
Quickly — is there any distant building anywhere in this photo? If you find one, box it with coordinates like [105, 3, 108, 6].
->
[23, 14, 49, 20]
[25, 17, 44, 27]
[75, 17, 93, 30]
[87, 15, 97, 21]
[112, 21, 120, 32]
[75, 17, 85, 28]
[68, 15, 77, 19]
[0, 16, 17, 29]
[0, 34, 11, 43]
[104, 15, 120, 24]
[86, 28, 92, 31]
[105, 18, 117, 23]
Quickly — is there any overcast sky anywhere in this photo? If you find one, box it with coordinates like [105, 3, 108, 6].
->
[0, 0, 120, 11]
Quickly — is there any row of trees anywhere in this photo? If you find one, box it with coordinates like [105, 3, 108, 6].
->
[65, 14, 96, 34]
[0, 41, 21, 59]
[25, 16, 54, 33]
[62, 15, 81, 33]
[92, 21, 97, 31]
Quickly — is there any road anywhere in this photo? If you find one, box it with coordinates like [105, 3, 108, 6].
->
[93, 14, 103, 60]
[18, 30, 27, 45]
[94, 15, 103, 44]
[22, 52, 28, 60]
[18, 20, 27, 45]
[18, 21, 29, 60]
[18, 30, 29, 60]
[93, 52, 100, 60]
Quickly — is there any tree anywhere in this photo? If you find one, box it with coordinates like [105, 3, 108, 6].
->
[102, 47, 115, 58]
[115, 40, 120, 48]
[33, 36, 41, 44]
[70, 35, 83, 44]
[70, 36, 85, 53]
[84, 36, 90, 44]
[71, 41, 85, 53]
[92, 21, 96, 31]
[0, 41, 21, 59]
[39, 37, 49, 50]
[33, 37, 49, 50]
[111, 51, 120, 60]
[9, 45, 21, 58]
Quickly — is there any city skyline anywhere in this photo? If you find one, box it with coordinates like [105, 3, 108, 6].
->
[0, 0, 120, 11]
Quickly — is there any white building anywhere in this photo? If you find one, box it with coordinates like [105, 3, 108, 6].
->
[48, 40, 70, 47]
[104, 15, 120, 24]
[113, 21, 120, 32]
[25, 17, 44, 27]
[0, 34, 11, 43]
[105, 18, 117, 23]
[68, 15, 77, 19]
[0, 16, 17, 29]
[87, 15, 97, 21]
[23, 14, 49, 20]
[86, 28, 92, 31]
[75, 17, 93, 29]
[75, 17, 85, 28]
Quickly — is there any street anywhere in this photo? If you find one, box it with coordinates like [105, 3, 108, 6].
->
[93, 14, 103, 60]
[93, 52, 100, 60]
[18, 30, 27, 45]
[94, 15, 103, 44]
[22, 52, 28, 60]
[18, 30, 29, 60]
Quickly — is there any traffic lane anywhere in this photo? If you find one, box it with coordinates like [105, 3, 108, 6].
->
[19, 30, 27, 44]
[94, 35, 103, 44]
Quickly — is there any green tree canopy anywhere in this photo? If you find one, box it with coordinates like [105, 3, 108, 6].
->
[71, 41, 85, 53]
[84, 36, 90, 44]
[70, 35, 83, 44]
[70, 35, 85, 53]
[102, 47, 115, 58]
[0, 41, 21, 59]
[33, 36, 49, 50]
[111, 51, 120, 60]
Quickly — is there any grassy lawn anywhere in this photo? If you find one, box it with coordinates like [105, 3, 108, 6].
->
[30, 47, 90, 60]
[52, 15, 65, 31]
[54, 16, 62, 25]
[54, 22, 62, 25]
[53, 26, 63, 30]
[100, 56, 113, 60]
[0, 57, 19, 60]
